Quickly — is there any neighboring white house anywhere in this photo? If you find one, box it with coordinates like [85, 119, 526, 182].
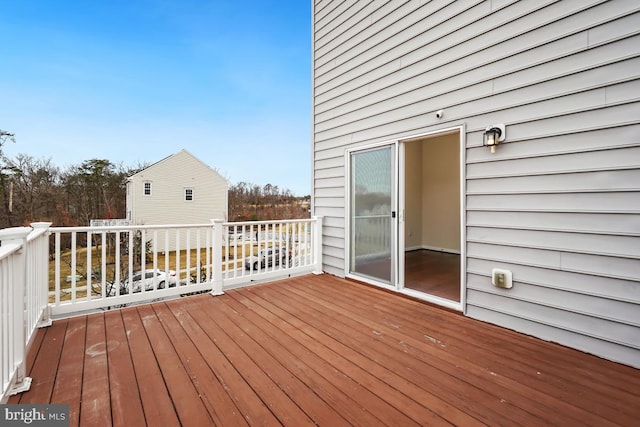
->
[311, 1, 640, 368]
[126, 149, 228, 250]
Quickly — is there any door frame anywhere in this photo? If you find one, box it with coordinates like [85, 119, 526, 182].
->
[344, 125, 466, 312]
[398, 125, 466, 312]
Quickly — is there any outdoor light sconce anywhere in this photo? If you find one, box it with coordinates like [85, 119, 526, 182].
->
[483, 124, 506, 153]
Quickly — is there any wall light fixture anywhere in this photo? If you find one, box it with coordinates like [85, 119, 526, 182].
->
[483, 124, 506, 153]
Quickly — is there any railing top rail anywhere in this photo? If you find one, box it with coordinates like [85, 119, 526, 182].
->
[0, 227, 31, 261]
[51, 223, 217, 233]
[225, 218, 314, 227]
[0, 241, 23, 260]
[0, 226, 32, 240]
[48, 218, 315, 233]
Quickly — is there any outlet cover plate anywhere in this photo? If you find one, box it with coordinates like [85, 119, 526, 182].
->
[491, 268, 513, 289]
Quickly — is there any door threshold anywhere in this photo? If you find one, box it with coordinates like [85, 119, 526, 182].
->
[400, 287, 462, 311]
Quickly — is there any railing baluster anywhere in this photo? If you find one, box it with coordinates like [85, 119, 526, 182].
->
[141, 229, 147, 293]
[164, 230, 170, 285]
[115, 231, 121, 296]
[152, 230, 158, 290]
[175, 229, 180, 287]
[100, 231, 107, 299]
[185, 230, 190, 287]
[86, 231, 91, 301]
[196, 228, 201, 285]
[298, 222, 304, 266]
[54, 232, 60, 305]
[71, 232, 77, 304]
[126, 231, 132, 294]
[242, 224, 247, 277]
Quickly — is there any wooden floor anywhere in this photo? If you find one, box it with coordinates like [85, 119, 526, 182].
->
[11, 274, 640, 426]
[404, 249, 460, 301]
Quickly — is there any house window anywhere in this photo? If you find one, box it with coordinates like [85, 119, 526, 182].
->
[185, 188, 193, 201]
[143, 181, 152, 196]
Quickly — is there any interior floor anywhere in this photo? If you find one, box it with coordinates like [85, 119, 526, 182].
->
[404, 249, 460, 302]
[352, 249, 460, 303]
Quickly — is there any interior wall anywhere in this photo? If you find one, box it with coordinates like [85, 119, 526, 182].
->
[404, 142, 423, 250]
[404, 132, 460, 253]
[421, 133, 460, 252]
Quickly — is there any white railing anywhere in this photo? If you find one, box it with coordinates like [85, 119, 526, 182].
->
[0, 216, 323, 400]
[221, 219, 321, 288]
[50, 222, 218, 316]
[1, 223, 52, 403]
[49, 217, 322, 316]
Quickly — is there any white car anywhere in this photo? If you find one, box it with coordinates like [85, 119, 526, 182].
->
[245, 247, 290, 270]
[107, 269, 177, 296]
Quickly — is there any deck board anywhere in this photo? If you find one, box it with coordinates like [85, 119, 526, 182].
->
[236, 282, 465, 426]
[274, 280, 520, 425]
[283, 278, 614, 426]
[152, 302, 247, 427]
[23, 325, 47, 379]
[137, 304, 214, 426]
[80, 313, 111, 427]
[222, 289, 395, 426]
[335, 278, 640, 425]
[50, 316, 86, 427]
[168, 300, 281, 426]
[10, 319, 67, 404]
[181, 297, 318, 426]
[11, 274, 640, 426]
[120, 306, 181, 426]
[104, 310, 146, 427]
[204, 299, 351, 426]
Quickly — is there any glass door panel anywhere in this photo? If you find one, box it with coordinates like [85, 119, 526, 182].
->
[349, 145, 395, 285]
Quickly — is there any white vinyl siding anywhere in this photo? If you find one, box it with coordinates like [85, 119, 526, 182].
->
[312, 0, 640, 367]
[127, 150, 228, 249]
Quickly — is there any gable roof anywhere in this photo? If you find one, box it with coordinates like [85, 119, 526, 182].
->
[127, 149, 227, 182]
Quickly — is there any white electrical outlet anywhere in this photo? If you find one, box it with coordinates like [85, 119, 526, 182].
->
[491, 268, 513, 289]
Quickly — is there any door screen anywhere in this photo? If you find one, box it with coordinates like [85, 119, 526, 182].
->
[349, 146, 394, 284]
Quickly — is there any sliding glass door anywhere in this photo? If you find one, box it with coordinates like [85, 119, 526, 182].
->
[348, 144, 396, 285]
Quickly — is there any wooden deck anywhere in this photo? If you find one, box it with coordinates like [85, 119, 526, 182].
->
[10, 274, 640, 426]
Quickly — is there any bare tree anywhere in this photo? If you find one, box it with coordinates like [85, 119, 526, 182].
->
[60, 159, 131, 226]
[228, 181, 309, 221]
[0, 130, 18, 227]
[3, 155, 60, 225]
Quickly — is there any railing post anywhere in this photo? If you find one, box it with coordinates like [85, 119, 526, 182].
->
[31, 222, 53, 328]
[211, 219, 224, 296]
[312, 216, 323, 275]
[0, 227, 33, 396]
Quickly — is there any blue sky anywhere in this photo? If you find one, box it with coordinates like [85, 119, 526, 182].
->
[0, 1, 312, 196]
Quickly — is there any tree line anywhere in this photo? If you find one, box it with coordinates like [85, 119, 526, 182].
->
[228, 181, 309, 222]
[0, 131, 309, 229]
